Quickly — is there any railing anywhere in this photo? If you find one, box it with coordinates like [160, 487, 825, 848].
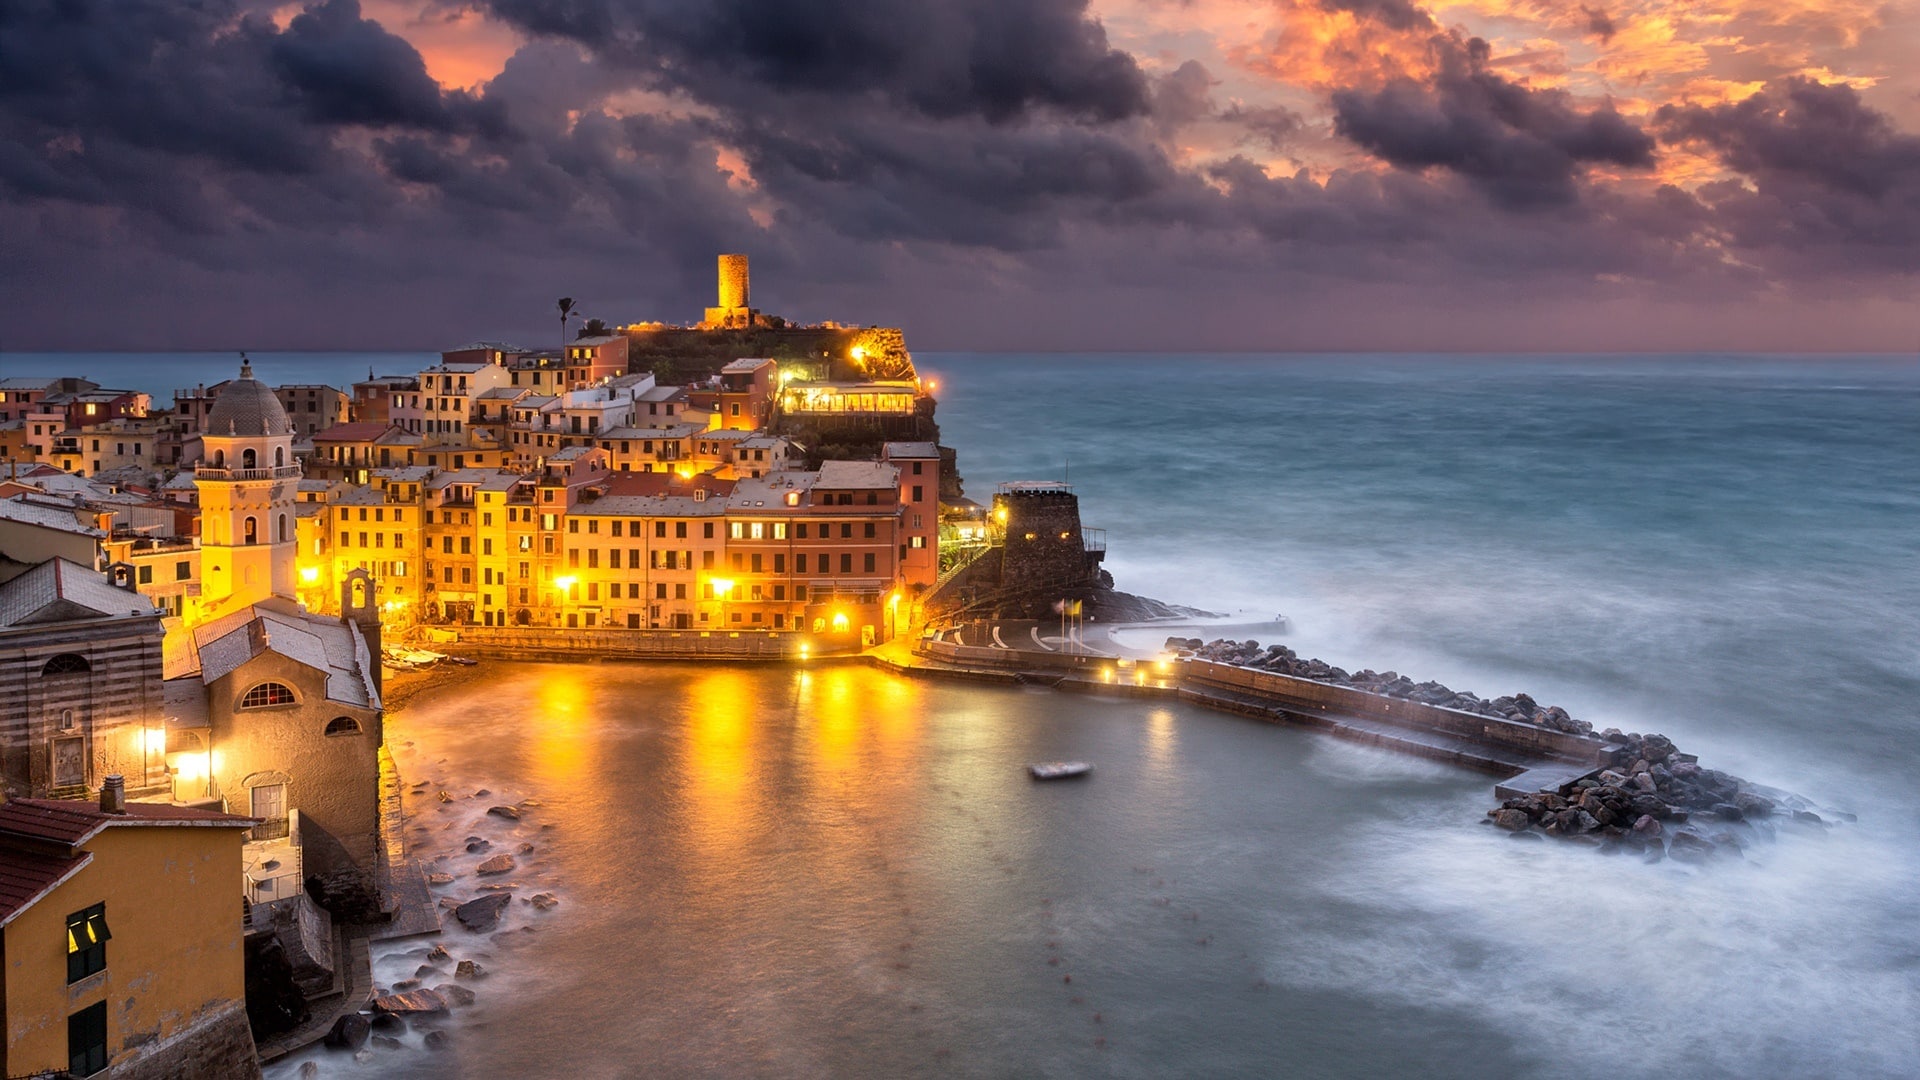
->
[1082, 528, 1107, 554]
[195, 464, 301, 481]
[249, 817, 291, 842]
[447, 625, 812, 658]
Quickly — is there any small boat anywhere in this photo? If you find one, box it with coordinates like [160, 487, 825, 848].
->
[1028, 762, 1093, 780]
[446, 656, 479, 667]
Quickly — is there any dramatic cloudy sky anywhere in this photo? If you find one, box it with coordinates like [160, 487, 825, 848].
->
[3, 0, 1917, 351]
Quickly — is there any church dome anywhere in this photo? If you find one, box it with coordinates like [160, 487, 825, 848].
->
[205, 357, 291, 438]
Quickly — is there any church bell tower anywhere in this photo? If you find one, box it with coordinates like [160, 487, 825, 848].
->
[195, 355, 299, 618]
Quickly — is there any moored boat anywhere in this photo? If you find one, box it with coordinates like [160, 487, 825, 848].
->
[1028, 761, 1093, 780]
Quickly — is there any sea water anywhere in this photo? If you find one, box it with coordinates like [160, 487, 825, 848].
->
[12, 351, 1917, 1077]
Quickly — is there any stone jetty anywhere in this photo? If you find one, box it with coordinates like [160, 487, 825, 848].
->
[1175, 638, 1844, 858]
[1177, 639, 1594, 735]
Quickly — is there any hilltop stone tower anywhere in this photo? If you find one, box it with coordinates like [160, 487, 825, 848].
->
[704, 254, 757, 328]
[195, 356, 298, 617]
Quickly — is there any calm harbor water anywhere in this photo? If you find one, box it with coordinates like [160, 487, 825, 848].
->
[10, 351, 1918, 1077]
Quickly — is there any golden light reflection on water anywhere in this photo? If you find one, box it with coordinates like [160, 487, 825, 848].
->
[1144, 706, 1179, 776]
[679, 668, 763, 866]
[524, 666, 595, 789]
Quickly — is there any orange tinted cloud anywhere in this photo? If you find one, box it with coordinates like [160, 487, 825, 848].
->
[361, 0, 523, 91]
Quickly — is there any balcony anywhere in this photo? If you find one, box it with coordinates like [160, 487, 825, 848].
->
[194, 464, 301, 481]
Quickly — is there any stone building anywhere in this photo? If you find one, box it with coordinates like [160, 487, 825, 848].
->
[993, 482, 1105, 599]
[163, 592, 384, 913]
[0, 560, 167, 801]
[166, 360, 389, 917]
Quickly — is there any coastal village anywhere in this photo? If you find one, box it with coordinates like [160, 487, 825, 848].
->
[1, 254, 1181, 1078]
[0, 258, 1835, 1078]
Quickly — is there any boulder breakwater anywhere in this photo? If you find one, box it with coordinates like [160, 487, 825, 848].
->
[1176, 638, 1845, 860]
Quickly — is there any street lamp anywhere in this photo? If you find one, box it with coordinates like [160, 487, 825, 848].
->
[711, 577, 734, 628]
[553, 575, 577, 626]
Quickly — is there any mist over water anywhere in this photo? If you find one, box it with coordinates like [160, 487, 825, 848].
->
[19, 350, 1918, 1076]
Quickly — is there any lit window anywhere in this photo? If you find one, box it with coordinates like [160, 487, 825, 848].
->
[240, 683, 296, 709]
[66, 904, 110, 983]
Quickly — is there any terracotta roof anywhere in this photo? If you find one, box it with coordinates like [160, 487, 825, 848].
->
[0, 843, 91, 927]
[0, 798, 255, 848]
[311, 422, 397, 442]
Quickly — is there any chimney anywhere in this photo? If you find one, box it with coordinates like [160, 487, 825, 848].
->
[100, 774, 127, 814]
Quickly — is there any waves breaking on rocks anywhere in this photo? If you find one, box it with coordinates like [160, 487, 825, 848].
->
[1175, 638, 1850, 860]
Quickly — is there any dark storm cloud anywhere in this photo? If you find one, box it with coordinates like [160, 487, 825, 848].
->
[271, 0, 504, 133]
[482, 0, 1151, 124]
[1655, 78, 1920, 268]
[1, 0, 1917, 352]
[1657, 78, 1920, 199]
[1331, 35, 1655, 207]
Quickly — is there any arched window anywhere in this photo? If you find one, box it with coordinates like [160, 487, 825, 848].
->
[324, 717, 362, 737]
[242, 448, 257, 470]
[277, 514, 288, 543]
[213, 449, 226, 467]
[274, 446, 285, 467]
[240, 683, 296, 709]
[41, 653, 91, 676]
[244, 517, 257, 544]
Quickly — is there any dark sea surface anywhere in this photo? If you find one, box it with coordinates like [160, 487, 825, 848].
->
[9, 351, 1916, 1078]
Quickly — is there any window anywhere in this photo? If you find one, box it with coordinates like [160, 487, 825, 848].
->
[911, 536, 927, 549]
[325, 716, 362, 736]
[240, 683, 296, 708]
[773, 523, 786, 540]
[69, 1000, 108, 1077]
[864, 553, 877, 573]
[840, 553, 853, 574]
[42, 653, 91, 676]
[176, 560, 191, 581]
[730, 522, 744, 539]
[138, 564, 153, 584]
[864, 523, 876, 539]
[67, 904, 110, 983]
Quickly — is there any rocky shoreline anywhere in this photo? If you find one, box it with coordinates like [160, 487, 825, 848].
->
[1176, 638, 1848, 860]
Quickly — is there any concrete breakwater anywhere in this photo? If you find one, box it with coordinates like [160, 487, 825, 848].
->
[1178, 638, 1846, 860]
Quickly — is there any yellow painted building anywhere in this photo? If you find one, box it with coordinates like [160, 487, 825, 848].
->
[0, 788, 260, 1079]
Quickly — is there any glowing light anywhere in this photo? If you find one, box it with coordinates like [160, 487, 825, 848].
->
[299, 566, 320, 584]
[553, 575, 578, 592]
[850, 346, 867, 362]
[798, 643, 810, 659]
[711, 578, 735, 597]
[994, 507, 1008, 524]
[143, 729, 167, 756]
[831, 611, 850, 633]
